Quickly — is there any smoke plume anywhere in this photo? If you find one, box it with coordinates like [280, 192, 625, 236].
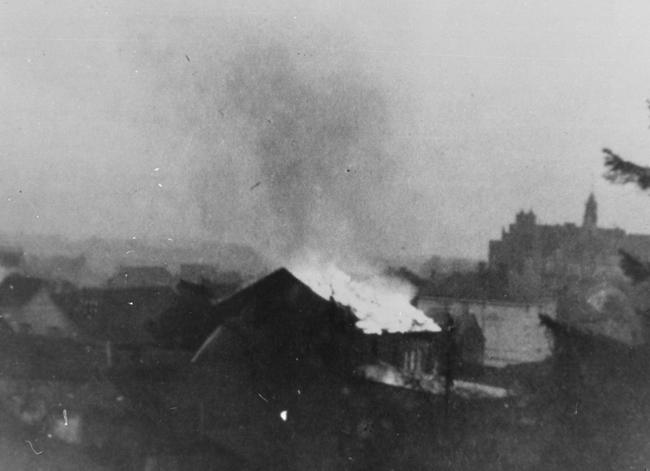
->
[130, 19, 418, 269]
[204, 43, 398, 266]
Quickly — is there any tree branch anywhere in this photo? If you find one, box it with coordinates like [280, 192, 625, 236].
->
[603, 148, 650, 190]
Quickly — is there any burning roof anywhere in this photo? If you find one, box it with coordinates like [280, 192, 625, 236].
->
[289, 263, 440, 335]
[193, 267, 439, 365]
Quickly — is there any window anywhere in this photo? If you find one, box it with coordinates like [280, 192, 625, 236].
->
[402, 348, 423, 373]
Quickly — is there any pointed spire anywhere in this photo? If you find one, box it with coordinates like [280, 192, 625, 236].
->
[583, 192, 597, 229]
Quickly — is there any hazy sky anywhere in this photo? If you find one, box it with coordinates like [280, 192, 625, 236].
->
[3, 0, 650, 261]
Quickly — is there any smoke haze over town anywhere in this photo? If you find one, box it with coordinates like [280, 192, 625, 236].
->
[3, 0, 650, 261]
[6, 2, 650, 471]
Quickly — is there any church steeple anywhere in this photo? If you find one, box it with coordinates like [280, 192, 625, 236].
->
[583, 192, 597, 229]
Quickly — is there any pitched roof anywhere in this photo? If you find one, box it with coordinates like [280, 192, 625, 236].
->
[193, 268, 353, 362]
[193, 267, 439, 363]
[214, 269, 335, 327]
[0, 274, 47, 308]
[23, 254, 88, 281]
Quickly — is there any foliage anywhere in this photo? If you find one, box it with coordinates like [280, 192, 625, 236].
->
[602, 140, 650, 281]
[618, 249, 650, 283]
[603, 148, 650, 190]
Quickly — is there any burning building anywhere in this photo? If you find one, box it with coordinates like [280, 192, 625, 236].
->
[187, 267, 440, 469]
[192, 267, 441, 383]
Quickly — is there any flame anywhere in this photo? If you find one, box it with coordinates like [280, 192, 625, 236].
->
[290, 260, 440, 335]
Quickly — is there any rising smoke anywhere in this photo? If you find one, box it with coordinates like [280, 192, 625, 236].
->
[202, 43, 398, 266]
[132, 19, 420, 268]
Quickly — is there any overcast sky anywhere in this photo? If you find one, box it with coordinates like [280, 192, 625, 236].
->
[2, 0, 650, 261]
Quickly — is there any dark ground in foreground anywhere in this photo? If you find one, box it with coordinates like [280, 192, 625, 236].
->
[2, 337, 650, 470]
[106, 356, 650, 470]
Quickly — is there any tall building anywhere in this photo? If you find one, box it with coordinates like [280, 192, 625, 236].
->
[488, 194, 650, 298]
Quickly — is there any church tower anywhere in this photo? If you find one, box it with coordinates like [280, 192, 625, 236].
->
[582, 192, 598, 229]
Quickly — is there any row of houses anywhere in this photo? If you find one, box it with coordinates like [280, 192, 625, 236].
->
[0, 245, 243, 287]
[0, 271, 242, 351]
[0, 267, 560, 375]
[0, 262, 558, 381]
[188, 267, 558, 394]
[0, 245, 563, 374]
[145, 268, 551, 469]
[0, 262, 567, 468]
[107, 264, 243, 288]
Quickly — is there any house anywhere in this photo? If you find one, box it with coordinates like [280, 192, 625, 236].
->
[149, 279, 241, 350]
[61, 286, 177, 347]
[0, 274, 77, 337]
[107, 265, 173, 288]
[0, 247, 24, 270]
[419, 296, 556, 367]
[187, 268, 441, 469]
[23, 254, 90, 284]
[427, 306, 486, 374]
[193, 268, 441, 381]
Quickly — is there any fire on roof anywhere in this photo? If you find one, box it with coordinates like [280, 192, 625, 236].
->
[290, 262, 440, 335]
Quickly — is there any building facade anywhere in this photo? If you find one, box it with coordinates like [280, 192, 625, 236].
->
[419, 297, 557, 367]
[488, 193, 650, 299]
[0, 274, 77, 338]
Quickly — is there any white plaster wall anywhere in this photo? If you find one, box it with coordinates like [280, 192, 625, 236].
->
[419, 297, 556, 367]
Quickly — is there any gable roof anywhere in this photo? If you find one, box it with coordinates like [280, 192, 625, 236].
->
[192, 268, 354, 362]
[200, 267, 345, 325]
[193, 267, 439, 363]
[0, 274, 48, 308]
[23, 254, 88, 282]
